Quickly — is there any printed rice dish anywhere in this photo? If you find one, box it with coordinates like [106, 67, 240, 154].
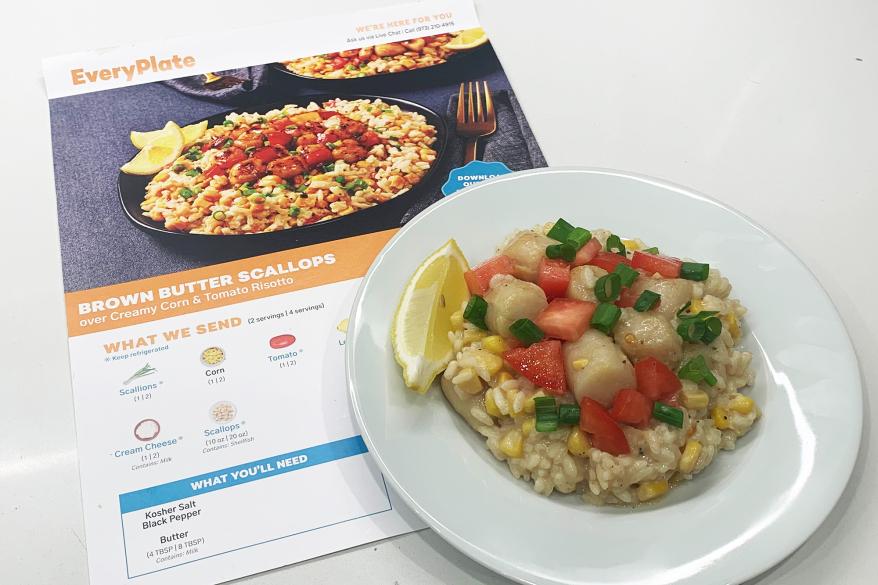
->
[141, 99, 437, 234]
[439, 222, 759, 506]
[282, 35, 454, 79]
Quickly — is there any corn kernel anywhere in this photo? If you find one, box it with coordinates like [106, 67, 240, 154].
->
[450, 310, 464, 330]
[470, 349, 503, 378]
[712, 406, 730, 430]
[463, 329, 486, 345]
[567, 428, 591, 456]
[679, 440, 703, 474]
[572, 358, 590, 370]
[728, 394, 755, 415]
[688, 298, 704, 313]
[484, 390, 501, 417]
[637, 480, 670, 502]
[496, 372, 514, 385]
[522, 390, 545, 414]
[505, 388, 520, 412]
[482, 335, 508, 355]
[455, 369, 483, 395]
[622, 239, 641, 251]
[521, 417, 535, 437]
[500, 429, 524, 458]
[724, 313, 741, 338]
[681, 387, 709, 410]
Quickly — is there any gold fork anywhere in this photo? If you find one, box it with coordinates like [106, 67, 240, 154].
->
[456, 81, 497, 163]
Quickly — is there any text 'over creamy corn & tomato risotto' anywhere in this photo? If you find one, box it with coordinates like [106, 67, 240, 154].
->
[392, 219, 758, 506]
[138, 99, 437, 235]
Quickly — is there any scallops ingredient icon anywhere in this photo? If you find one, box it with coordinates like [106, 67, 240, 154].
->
[210, 401, 237, 423]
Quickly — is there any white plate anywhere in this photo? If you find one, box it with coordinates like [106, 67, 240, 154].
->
[345, 168, 862, 585]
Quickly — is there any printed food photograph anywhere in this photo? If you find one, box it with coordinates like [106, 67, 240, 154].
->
[392, 220, 757, 505]
[50, 27, 544, 292]
[280, 28, 487, 79]
[121, 98, 440, 235]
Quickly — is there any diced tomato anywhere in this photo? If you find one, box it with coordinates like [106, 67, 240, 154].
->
[463, 255, 515, 296]
[534, 298, 596, 342]
[630, 251, 682, 278]
[536, 258, 571, 299]
[214, 148, 245, 170]
[318, 109, 339, 119]
[331, 57, 347, 70]
[203, 164, 224, 179]
[608, 388, 653, 427]
[266, 131, 293, 147]
[303, 145, 333, 167]
[587, 251, 632, 272]
[503, 340, 567, 395]
[252, 147, 282, 163]
[616, 287, 640, 308]
[270, 117, 292, 130]
[579, 397, 631, 455]
[359, 130, 381, 147]
[317, 131, 341, 144]
[573, 238, 602, 266]
[634, 357, 682, 400]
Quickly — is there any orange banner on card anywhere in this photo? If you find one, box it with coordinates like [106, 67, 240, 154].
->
[65, 230, 395, 337]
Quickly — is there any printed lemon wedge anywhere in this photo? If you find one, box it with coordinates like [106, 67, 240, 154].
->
[130, 119, 207, 149]
[392, 239, 471, 393]
[121, 122, 185, 175]
[445, 28, 488, 50]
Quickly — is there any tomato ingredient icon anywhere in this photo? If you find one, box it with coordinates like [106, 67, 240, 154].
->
[270, 334, 296, 349]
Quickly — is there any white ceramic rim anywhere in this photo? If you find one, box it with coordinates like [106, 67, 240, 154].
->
[345, 166, 863, 585]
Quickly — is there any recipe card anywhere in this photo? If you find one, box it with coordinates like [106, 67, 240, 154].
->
[42, 1, 546, 583]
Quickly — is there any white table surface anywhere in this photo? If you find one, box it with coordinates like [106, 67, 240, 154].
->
[1, 0, 875, 583]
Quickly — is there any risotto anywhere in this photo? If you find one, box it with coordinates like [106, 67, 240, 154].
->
[438, 220, 758, 505]
[282, 35, 454, 79]
[141, 98, 437, 234]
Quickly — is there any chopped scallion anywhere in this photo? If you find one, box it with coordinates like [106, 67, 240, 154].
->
[212, 210, 226, 221]
[680, 262, 710, 281]
[606, 234, 626, 257]
[558, 403, 581, 425]
[612, 263, 639, 287]
[545, 243, 576, 262]
[546, 218, 575, 242]
[591, 303, 622, 334]
[566, 227, 592, 250]
[653, 402, 684, 428]
[509, 318, 544, 345]
[633, 290, 661, 312]
[701, 317, 723, 344]
[333, 176, 346, 184]
[179, 188, 194, 199]
[534, 396, 559, 432]
[642, 246, 659, 254]
[677, 355, 717, 386]
[184, 168, 200, 177]
[594, 273, 622, 302]
[463, 296, 489, 330]
[677, 320, 707, 342]
[289, 206, 300, 217]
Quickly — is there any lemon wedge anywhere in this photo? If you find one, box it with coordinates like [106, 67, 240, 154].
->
[130, 120, 207, 149]
[121, 122, 185, 175]
[445, 28, 488, 51]
[392, 239, 471, 393]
